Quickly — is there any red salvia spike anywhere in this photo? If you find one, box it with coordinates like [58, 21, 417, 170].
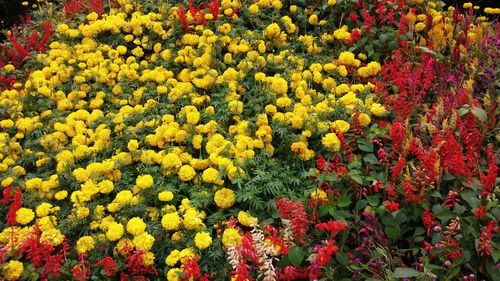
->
[6, 189, 22, 225]
[177, 6, 190, 32]
[0, 185, 13, 204]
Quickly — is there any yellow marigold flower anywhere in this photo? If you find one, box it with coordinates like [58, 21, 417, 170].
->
[158, 191, 174, 202]
[186, 111, 200, 125]
[161, 212, 181, 231]
[178, 165, 196, 181]
[4, 64, 15, 73]
[16, 208, 34, 225]
[36, 203, 53, 217]
[463, 2, 472, 9]
[214, 188, 235, 209]
[76, 236, 95, 254]
[4, 260, 23, 281]
[337, 65, 348, 77]
[237, 211, 258, 227]
[322, 133, 341, 151]
[248, 4, 259, 14]
[132, 232, 155, 251]
[167, 268, 182, 281]
[357, 113, 371, 127]
[142, 252, 155, 266]
[192, 134, 203, 150]
[132, 46, 144, 57]
[222, 228, 242, 247]
[330, 120, 350, 134]
[1, 177, 14, 187]
[270, 77, 288, 96]
[127, 139, 139, 152]
[484, 7, 500, 14]
[357, 61, 382, 78]
[415, 22, 426, 32]
[328, 0, 336, 5]
[202, 167, 223, 185]
[290, 5, 297, 13]
[98, 180, 114, 194]
[106, 222, 124, 241]
[40, 228, 65, 246]
[54, 190, 68, 200]
[0, 119, 14, 128]
[338, 51, 356, 66]
[194, 231, 212, 250]
[162, 153, 182, 171]
[228, 100, 244, 114]
[370, 103, 387, 117]
[308, 14, 319, 25]
[265, 23, 281, 38]
[127, 217, 147, 236]
[265, 104, 278, 115]
[136, 174, 154, 190]
[272, 0, 283, 10]
[276, 96, 292, 108]
[115, 190, 133, 205]
[165, 250, 180, 266]
[171, 231, 183, 241]
[87, 12, 98, 21]
[116, 45, 127, 55]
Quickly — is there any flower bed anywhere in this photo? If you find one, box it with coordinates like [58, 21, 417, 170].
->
[0, 0, 498, 280]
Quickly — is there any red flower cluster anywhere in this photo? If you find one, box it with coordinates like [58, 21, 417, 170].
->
[64, 0, 104, 19]
[177, 0, 220, 32]
[275, 198, 309, 244]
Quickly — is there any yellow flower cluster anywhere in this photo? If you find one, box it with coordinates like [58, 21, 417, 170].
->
[0, 0, 397, 274]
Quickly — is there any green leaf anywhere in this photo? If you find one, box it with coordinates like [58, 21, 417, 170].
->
[457, 107, 470, 116]
[471, 107, 487, 122]
[336, 251, 349, 265]
[337, 195, 352, 208]
[288, 246, 305, 267]
[492, 249, 500, 263]
[367, 195, 379, 206]
[358, 139, 374, 152]
[392, 267, 424, 279]
[363, 154, 379, 165]
[436, 210, 455, 223]
[350, 172, 364, 185]
[462, 191, 480, 208]
[385, 225, 400, 239]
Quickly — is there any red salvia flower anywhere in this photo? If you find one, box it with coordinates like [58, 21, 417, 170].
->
[94, 256, 118, 277]
[182, 257, 201, 279]
[177, 6, 190, 32]
[348, 12, 358, 23]
[422, 208, 437, 236]
[474, 205, 487, 220]
[0, 185, 13, 204]
[316, 155, 326, 171]
[233, 261, 250, 281]
[315, 220, 347, 238]
[6, 189, 22, 225]
[384, 200, 400, 212]
[275, 198, 309, 244]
